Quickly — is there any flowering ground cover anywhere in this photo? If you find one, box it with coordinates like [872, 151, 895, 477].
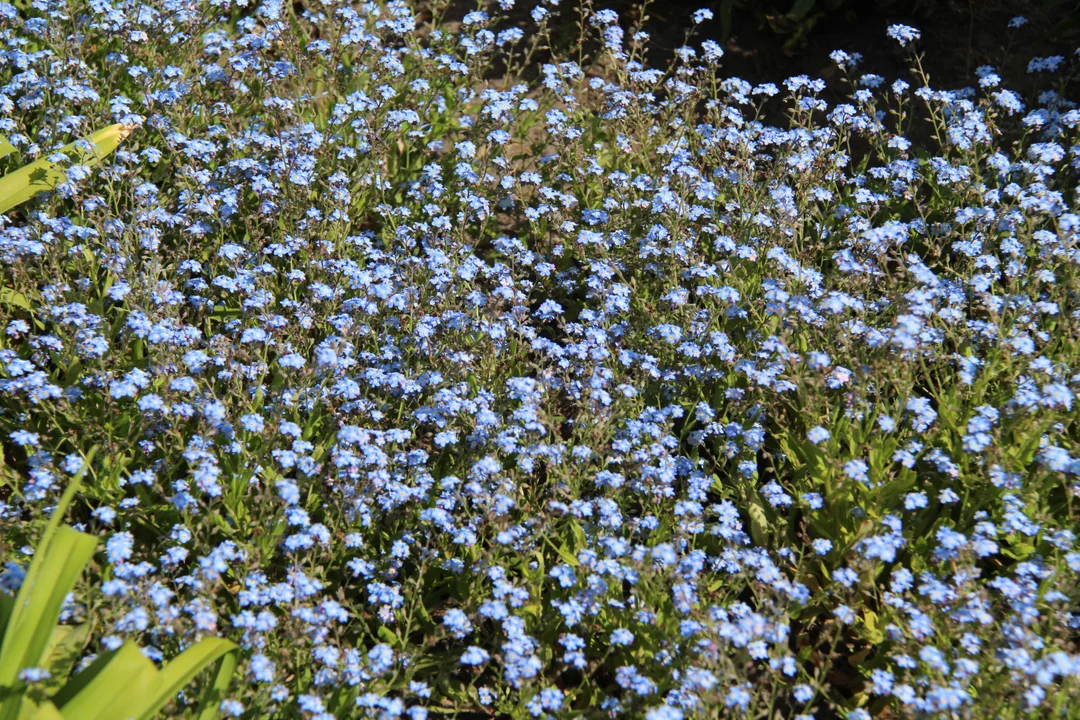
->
[1, 0, 1080, 717]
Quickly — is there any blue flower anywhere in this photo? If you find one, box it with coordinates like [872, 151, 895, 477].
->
[9, 430, 39, 447]
[886, 24, 921, 46]
[843, 459, 870, 486]
[443, 609, 473, 639]
[105, 532, 134, 564]
[460, 646, 490, 666]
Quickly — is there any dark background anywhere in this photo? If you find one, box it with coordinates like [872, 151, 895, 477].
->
[454, 0, 1080, 98]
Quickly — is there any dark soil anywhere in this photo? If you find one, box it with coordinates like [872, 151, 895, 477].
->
[449, 0, 1080, 104]
[640, 0, 1078, 92]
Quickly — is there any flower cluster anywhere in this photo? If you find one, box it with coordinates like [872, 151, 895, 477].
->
[1, 1, 1079, 718]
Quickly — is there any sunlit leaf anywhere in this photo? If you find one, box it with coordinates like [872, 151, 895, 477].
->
[0, 125, 132, 215]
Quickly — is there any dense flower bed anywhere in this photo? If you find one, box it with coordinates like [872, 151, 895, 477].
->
[1, 0, 1079, 717]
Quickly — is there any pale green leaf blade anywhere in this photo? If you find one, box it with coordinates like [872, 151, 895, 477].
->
[0, 528, 96, 690]
[19, 699, 65, 720]
[53, 643, 158, 720]
[63, 124, 133, 166]
[39, 624, 90, 696]
[747, 499, 770, 547]
[0, 156, 64, 216]
[139, 638, 238, 720]
[0, 125, 132, 215]
[194, 643, 239, 720]
[0, 450, 97, 693]
[0, 136, 15, 160]
[0, 288, 32, 314]
[36, 702, 65, 720]
[0, 594, 12, 644]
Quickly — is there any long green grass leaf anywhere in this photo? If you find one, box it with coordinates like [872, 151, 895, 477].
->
[0, 595, 12, 646]
[193, 641, 239, 720]
[0, 288, 32, 314]
[0, 450, 97, 720]
[16, 698, 64, 720]
[52, 642, 159, 720]
[0, 136, 15, 161]
[38, 624, 90, 697]
[32, 701, 64, 720]
[140, 638, 238, 720]
[0, 528, 96, 720]
[0, 125, 132, 215]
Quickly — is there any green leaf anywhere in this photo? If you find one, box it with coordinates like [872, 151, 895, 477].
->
[556, 537, 579, 567]
[0, 288, 33, 313]
[52, 642, 159, 720]
[23, 447, 96, 558]
[377, 626, 399, 648]
[788, 0, 817, 21]
[861, 610, 884, 644]
[0, 527, 97, 720]
[38, 625, 90, 697]
[149, 637, 237, 720]
[0, 136, 15, 161]
[0, 125, 132, 215]
[747, 500, 770, 546]
[0, 595, 12, 644]
[719, 0, 736, 38]
[0, 451, 96, 720]
[18, 698, 65, 720]
[570, 521, 586, 551]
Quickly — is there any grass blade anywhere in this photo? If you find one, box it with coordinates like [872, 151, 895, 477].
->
[17, 698, 64, 720]
[0, 528, 96, 718]
[52, 642, 159, 720]
[38, 624, 90, 697]
[0, 450, 97, 720]
[0, 595, 12, 645]
[0, 125, 132, 215]
[141, 638, 238, 720]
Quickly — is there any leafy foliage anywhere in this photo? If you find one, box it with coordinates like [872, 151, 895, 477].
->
[0, 451, 238, 719]
[0, 1, 1078, 719]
